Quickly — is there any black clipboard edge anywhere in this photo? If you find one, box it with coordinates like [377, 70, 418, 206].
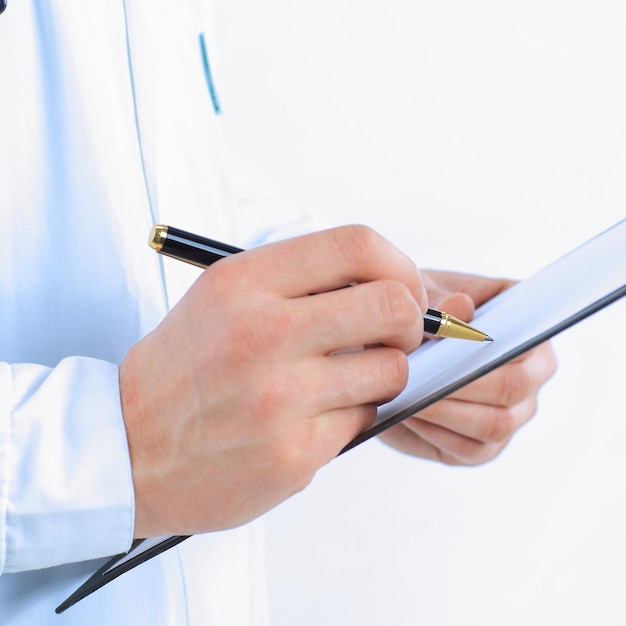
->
[55, 536, 190, 613]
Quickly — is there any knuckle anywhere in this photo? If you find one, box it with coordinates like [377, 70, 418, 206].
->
[201, 256, 242, 297]
[336, 224, 382, 270]
[495, 343, 558, 406]
[435, 437, 480, 466]
[250, 378, 296, 415]
[495, 362, 531, 406]
[450, 439, 507, 467]
[480, 407, 519, 443]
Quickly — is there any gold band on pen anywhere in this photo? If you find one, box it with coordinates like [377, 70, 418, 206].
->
[149, 224, 169, 252]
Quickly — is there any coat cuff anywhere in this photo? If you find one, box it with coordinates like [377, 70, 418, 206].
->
[0, 357, 135, 573]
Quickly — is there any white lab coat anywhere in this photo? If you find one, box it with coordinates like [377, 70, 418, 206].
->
[0, 0, 326, 623]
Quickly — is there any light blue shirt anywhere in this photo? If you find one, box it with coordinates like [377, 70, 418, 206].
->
[0, 1, 325, 623]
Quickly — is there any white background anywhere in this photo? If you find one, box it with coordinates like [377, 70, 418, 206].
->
[213, 1, 626, 624]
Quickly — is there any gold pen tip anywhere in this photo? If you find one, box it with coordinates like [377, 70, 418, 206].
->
[484, 335, 494, 342]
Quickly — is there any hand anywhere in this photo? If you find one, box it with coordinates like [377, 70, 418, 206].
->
[378, 270, 558, 465]
[120, 226, 427, 537]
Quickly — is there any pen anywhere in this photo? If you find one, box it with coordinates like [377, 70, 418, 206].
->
[149, 224, 493, 342]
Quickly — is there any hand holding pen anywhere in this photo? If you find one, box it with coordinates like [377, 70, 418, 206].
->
[145, 227, 555, 473]
[149, 224, 493, 342]
[120, 224, 450, 537]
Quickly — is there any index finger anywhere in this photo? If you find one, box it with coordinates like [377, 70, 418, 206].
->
[228, 225, 427, 307]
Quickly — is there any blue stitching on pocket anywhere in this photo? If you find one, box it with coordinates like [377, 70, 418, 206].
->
[199, 33, 222, 115]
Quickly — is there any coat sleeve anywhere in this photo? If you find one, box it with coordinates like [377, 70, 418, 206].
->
[0, 357, 135, 574]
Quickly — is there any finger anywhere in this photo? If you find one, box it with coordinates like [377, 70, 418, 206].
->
[285, 348, 410, 419]
[221, 225, 427, 306]
[321, 346, 411, 409]
[378, 424, 448, 462]
[252, 347, 410, 425]
[389, 418, 508, 466]
[411, 395, 537, 444]
[449, 342, 557, 407]
[297, 280, 423, 355]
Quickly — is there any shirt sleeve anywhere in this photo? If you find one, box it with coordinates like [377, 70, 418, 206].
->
[0, 357, 135, 574]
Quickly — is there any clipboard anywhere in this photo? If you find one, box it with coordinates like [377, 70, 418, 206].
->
[56, 218, 626, 613]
